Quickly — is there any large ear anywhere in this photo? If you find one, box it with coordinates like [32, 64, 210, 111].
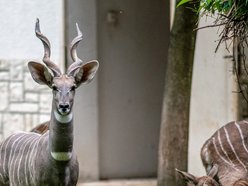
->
[176, 169, 198, 185]
[28, 61, 53, 86]
[207, 164, 218, 178]
[73, 60, 99, 86]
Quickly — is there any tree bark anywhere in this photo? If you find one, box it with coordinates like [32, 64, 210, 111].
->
[157, 1, 199, 186]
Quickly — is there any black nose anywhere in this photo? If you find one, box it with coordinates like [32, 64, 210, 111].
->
[59, 103, 70, 111]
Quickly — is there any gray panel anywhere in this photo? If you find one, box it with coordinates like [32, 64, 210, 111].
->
[98, 0, 169, 178]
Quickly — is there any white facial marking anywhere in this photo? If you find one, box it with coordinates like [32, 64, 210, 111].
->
[54, 110, 73, 123]
[51, 152, 72, 161]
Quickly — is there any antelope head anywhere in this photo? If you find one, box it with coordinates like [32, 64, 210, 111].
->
[176, 167, 219, 186]
[28, 19, 99, 116]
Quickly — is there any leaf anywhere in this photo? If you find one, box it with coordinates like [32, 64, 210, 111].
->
[176, 0, 192, 7]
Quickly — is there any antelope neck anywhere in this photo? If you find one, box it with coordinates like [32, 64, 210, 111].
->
[49, 103, 74, 161]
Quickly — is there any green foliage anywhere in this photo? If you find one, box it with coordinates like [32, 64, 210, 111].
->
[176, 0, 192, 7]
[177, 0, 248, 52]
[177, 0, 248, 16]
[198, 0, 232, 14]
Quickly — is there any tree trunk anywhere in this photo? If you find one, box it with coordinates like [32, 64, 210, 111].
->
[157, 1, 199, 186]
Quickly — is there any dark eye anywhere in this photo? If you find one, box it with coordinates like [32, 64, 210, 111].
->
[71, 85, 77, 91]
[52, 85, 58, 91]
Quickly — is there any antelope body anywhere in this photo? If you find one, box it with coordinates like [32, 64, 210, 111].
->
[201, 120, 248, 186]
[178, 120, 248, 186]
[0, 19, 99, 185]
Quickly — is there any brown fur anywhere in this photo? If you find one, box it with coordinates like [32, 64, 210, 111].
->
[201, 121, 248, 186]
[176, 168, 219, 186]
[30, 122, 49, 134]
[234, 179, 248, 186]
[178, 120, 248, 186]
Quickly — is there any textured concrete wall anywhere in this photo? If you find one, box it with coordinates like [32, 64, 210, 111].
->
[188, 16, 238, 175]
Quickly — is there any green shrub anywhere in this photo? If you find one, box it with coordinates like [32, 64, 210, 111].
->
[178, 0, 248, 50]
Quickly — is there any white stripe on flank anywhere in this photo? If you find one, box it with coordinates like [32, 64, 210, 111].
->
[9, 134, 27, 185]
[23, 134, 37, 185]
[235, 122, 248, 154]
[2, 134, 17, 176]
[212, 137, 238, 171]
[27, 134, 40, 183]
[0, 173, 4, 182]
[224, 127, 247, 172]
[25, 136, 33, 184]
[243, 120, 248, 124]
[51, 152, 72, 161]
[7, 134, 26, 172]
[202, 140, 211, 164]
[30, 134, 43, 183]
[201, 140, 213, 173]
[54, 110, 73, 124]
[17, 135, 35, 185]
[14, 134, 32, 185]
[217, 130, 235, 166]
[0, 140, 6, 179]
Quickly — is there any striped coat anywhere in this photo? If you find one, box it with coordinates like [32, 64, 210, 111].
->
[201, 120, 248, 186]
[0, 18, 99, 186]
[0, 131, 78, 186]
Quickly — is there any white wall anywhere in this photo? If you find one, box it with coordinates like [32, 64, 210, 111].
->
[0, 1, 64, 135]
[188, 16, 238, 175]
[0, 0, 64, 65]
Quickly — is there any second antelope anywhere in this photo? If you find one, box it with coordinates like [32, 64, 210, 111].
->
[177, 120, 248, 186]
[0, 19, 99, 185]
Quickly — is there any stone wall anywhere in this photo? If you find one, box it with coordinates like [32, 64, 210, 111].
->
[0, 60, 52, 139]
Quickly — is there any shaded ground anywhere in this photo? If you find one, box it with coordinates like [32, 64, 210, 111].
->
[79, 179, 156, 186]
